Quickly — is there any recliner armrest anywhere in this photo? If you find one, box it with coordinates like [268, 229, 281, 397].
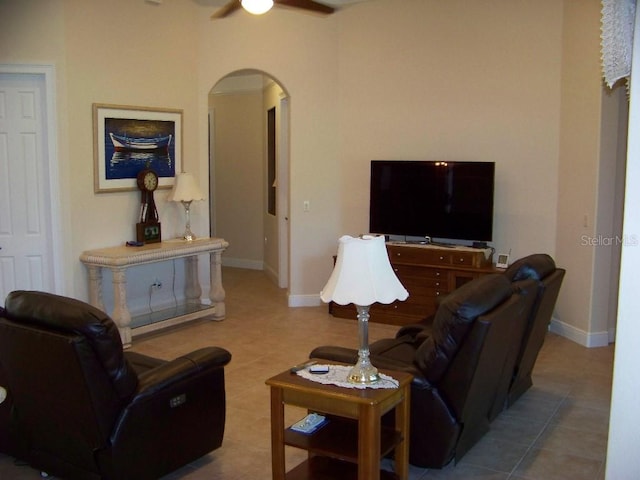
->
[368, 356, 424, 381]
[107, 347, 231, 477]
[134, 347, 231, 399]
[395, 324, 427, 339]
[309, 346, 358, 364]
[395, 315, 434, 339]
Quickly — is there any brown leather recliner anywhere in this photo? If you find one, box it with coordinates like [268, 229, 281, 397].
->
[310, 273, 537, 468]
[0, 290, 232, 480]
[0, 329, 11, 455]
[502, 254, 566, 408]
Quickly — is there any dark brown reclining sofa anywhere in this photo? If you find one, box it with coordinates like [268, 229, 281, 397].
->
[310, 253, 564, 468]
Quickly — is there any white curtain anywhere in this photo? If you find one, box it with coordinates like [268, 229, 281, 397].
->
[602, 0, 637, 88]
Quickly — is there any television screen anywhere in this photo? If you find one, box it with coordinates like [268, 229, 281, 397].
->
[369, 160, 495, 242]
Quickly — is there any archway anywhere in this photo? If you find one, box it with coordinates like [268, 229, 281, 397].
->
[209, 69, 289, 289]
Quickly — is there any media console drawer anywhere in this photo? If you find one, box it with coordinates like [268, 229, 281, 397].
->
[387, 244, 491, 269]
[330, 243, 496, 326]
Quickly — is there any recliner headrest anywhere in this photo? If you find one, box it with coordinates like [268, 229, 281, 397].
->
[415, 274, 512, 383]
[504, 254, 556, 282]
[3, 290, 137, 399]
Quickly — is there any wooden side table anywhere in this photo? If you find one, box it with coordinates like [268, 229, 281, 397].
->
[266, 363, 412, 480]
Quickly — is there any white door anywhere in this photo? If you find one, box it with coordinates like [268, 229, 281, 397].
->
[0, 72, 55, 301]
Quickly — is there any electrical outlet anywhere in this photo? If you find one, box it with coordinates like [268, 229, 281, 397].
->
[151, 278, 162, 289]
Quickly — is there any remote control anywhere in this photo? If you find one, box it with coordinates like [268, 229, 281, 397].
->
[309, 365, 329, 374]
[290, 413, 327, 434]
[290, 360, 316, 373]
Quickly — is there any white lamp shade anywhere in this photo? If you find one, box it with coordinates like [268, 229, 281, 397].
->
[241, 0, 274, 15]
[168, 173, 205, 202]
[320, 235, 409, 306]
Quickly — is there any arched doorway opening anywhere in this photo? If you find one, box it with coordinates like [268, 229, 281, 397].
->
[208, 69, 289, 289]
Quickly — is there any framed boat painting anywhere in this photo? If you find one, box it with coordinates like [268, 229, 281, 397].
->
[93, 103, 183, 193]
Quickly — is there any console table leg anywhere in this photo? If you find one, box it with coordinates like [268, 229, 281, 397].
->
[185, 255, 202, 305]
[86, 266, 105, 312]
[210, 250, 226, 320]
[111, 267, 132, 348]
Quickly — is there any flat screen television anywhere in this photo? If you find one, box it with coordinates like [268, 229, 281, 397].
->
[369, 160, 495, 242]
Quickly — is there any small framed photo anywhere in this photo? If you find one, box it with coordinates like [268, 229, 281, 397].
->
[496, 253, 510, 269]
[93, 103, 182, 193]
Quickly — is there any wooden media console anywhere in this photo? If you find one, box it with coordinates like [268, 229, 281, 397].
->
[329, 242, 497, 326]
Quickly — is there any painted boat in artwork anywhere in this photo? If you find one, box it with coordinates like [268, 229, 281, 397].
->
[109, 132, 172, 151]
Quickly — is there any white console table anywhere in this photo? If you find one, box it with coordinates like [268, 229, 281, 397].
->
[80, 237, 228, 347]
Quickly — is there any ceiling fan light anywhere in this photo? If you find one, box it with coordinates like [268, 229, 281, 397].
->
[241, 0, 274, 15]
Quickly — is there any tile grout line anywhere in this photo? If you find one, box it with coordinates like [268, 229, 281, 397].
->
[505, 391, 571, 480]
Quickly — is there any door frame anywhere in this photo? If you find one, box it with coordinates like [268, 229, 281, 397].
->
[0, 64, 64, 295]
[277, 94, 289, 289]
[208, 72, 290, 290]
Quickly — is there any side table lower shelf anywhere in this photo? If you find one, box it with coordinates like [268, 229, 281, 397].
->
[286, 456, 398, 480]
[285, 416, 401, 463]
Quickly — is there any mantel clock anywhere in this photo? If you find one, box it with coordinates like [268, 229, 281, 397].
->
[136, 168, 161, 244]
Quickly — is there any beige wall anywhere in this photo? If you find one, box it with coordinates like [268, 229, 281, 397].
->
[196, 2, 340, 305]
[594, 87, 627, 342]
[0, 0, 202, 308]
[554, 0, 624, 346]
[336, 1, 563, 259]
[0, 0, 624, 344]
[209, 75, 284, 282]
[0, 0, 71, 291]
[211, 91, 265, 269]
[196, 0, 567, 302]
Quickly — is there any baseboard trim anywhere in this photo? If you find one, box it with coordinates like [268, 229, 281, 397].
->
[222, 257, 264, 270]
[549, 318, 610, 348]
[263, 263, 278, 285]
[288, 294, 322, 308]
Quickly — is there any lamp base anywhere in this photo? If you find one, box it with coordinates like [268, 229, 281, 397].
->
[181, 200, 196, 241]
[348, 361, 380, 384]
[348, 305, 380, 384]
[181, 230, 196, 242]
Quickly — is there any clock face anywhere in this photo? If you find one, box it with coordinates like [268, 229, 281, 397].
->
[144, 171, 158, 191]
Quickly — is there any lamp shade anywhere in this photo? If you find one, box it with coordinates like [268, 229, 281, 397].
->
[241, 0, 274, 15]
[168, 173, 205, 202]
[320, 235, 409, 306]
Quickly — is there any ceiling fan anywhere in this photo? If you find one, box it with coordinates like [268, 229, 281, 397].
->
[211, 0, 335, 19]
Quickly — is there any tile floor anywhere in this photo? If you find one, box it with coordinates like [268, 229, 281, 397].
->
[0, 267, 614, 479]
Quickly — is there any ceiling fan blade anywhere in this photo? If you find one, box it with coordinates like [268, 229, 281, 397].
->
[211, 0, 242, 19]
[275, 0, 334, 15]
